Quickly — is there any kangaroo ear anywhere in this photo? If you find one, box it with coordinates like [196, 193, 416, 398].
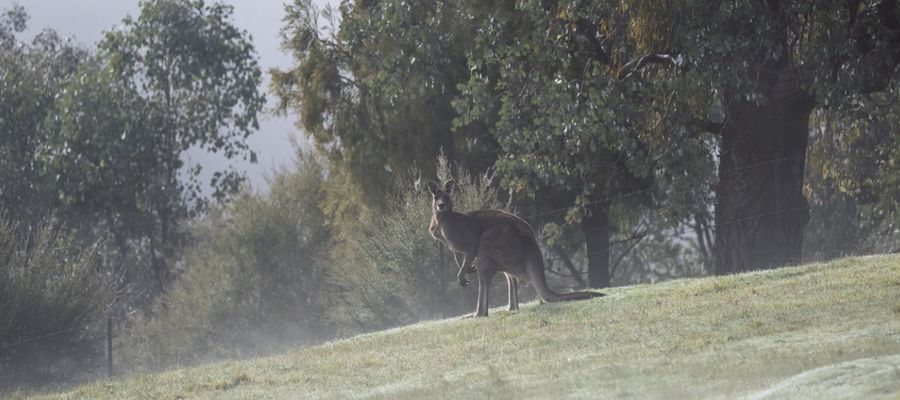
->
[426, 181, 439, 195]
[443, 179, 456, 194]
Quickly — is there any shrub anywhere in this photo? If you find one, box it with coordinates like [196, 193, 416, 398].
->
[325, 154, 507, 333]
[116, 151, 332, 371]
[0, 214, 117, 392]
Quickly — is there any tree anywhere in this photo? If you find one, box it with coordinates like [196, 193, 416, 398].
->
[804, 91, 900, 257]
[99, 0, 265, 289]
[455, 1, 714, 287]
[1, 2, 264, 296]
[278, 0, 900, 280]
[40, 53, 165, 290]
[610, 0, 900, 273]
[461, 0, 900, 274]
[0, 6, 88, 230]
[276, 1, 721, 288]
[273, 0, 499, 231]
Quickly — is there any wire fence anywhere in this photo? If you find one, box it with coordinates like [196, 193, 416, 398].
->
[0, 152, 884, 387]
[0, 286, 239, 385]
[524, 155, 805, 222]
[437, 147, 879, 287]
[477, 156, 816, 286]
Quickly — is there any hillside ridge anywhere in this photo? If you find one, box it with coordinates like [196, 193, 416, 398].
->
[30, 254, 900, 400]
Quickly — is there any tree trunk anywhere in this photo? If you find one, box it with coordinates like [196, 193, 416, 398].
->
[583, 202, 610, 288]
[151, 206, 172, 292]
[714, 73, 815, 274]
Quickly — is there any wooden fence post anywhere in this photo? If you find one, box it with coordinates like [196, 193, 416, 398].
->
[107, 318, 113, 378]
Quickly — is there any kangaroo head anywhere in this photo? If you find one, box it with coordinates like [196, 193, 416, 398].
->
[427, 179, 456, 213]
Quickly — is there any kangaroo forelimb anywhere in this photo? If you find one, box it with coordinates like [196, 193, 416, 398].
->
[456, 254, 475, 287]
[451, 252, 475, 274]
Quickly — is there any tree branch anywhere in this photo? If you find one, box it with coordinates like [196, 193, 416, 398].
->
[575, 18, 611, 65]
[846, 0, 900, 93]
[551, 244, 588, 288]
[690, 117, 724, 134]
[617, 53, 678, 80]
[847, 0, 862, 30]
[609, 231, 646, 277]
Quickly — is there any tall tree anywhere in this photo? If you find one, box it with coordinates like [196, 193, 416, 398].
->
[0, 6, 88, 228]
[276, 0, 717, 287]
[100, 0, 265, 289]
[462, 0, 900, 274]
[277, 0, 900, 280]
[41, 53, 161, 288]
[455, 1, 713, 287]
[611, 0, 900, 273]
[273, 0, 498, 230]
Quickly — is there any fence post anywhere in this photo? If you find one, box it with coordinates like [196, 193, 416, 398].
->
[107, 317, 113, 378]
[774, 158, 784, 262]
[437, 241, 446, 318]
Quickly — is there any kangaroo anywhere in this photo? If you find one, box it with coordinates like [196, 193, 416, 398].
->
[427, 179, 603, 317]
[428, 180, 519, 312]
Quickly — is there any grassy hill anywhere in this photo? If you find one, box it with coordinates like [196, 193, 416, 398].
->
[28, 255, 900, 399]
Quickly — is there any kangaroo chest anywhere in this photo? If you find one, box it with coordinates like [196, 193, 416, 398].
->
[434, 212, 479, 254]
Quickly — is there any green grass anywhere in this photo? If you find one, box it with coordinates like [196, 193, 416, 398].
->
[27, 255, 900, 399]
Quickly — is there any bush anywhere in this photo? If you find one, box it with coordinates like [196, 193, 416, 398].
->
[325, 154, 507, 333]
[116, 151, 332, 371]
[0, 214, 117, 392]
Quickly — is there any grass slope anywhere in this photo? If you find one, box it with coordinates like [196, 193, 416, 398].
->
[31, 255, 900, 399]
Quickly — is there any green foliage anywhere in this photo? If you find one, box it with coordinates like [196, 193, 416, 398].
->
[0, 214, 118, 391]
[273, 0, 498, 229]
[448, 0, 720, 285]
[455, 1, 715, 218]
[116, 152, 331, 371]
[805, 95, 900, 257]
[325, 154, 504, 334]
[0, 11, 88, 229]
[95, 0, 265, 288]
[2, 2, 265, 295]
[612, 0, 900, 101]
[275, 0, 719, 288]
[101, 0, 265, 180]
[453, 0, 900, 273]
[39, 54, 161, 259]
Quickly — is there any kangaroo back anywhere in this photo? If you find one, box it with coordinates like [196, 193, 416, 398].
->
[467, 209, 535, 238]
[468, 209, 603, 303]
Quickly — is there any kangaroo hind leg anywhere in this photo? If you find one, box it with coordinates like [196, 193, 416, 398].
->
[506, 273, 519, 311]
[472, 257, 499, 317]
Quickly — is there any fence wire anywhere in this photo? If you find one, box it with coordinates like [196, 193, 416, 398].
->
[0, 149, 879, 382]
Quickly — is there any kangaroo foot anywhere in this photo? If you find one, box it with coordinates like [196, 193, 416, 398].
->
[460, 311, 489, 319]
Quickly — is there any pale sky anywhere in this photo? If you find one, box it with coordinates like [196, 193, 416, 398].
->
[2, 0, 338, 193]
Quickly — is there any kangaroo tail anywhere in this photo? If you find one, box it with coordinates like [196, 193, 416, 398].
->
[535, 285, 605, 302]
[527, 248, 605, 303]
